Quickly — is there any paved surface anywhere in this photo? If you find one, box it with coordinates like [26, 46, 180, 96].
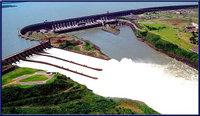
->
[18, 72, 54, 85]
[2, 81, 17, 87]
[118, 19, 141, 31]
[2, 72, 54, 87]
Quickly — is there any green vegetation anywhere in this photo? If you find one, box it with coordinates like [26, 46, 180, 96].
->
[59, 40, 82, 51]
[144, 11, 172, 19]
[2, 74, 159, 114]
[189, 32, 198, 45]
[83, 41, 95, 51]
[116, 99, 159, 114]
[74, 46, 80, 51]
[29, 32, 46, 40]
[134, 8, 198, 50]
[125, 8, 199, 65]
[25, 28, 109, 60]
[59, 41, 74, 49]
[136, 21, 195, 50]
[134, 29, 198, 63]
[19, 75, 49, 82]
[103, 24, 120, 34]
[18, 85, 36, 89]
[18, 74, 60, 88]
[2, 68, 42, 85]
[27, 32, 58, 40]
[139, 23, 167, 31]
[45, 74, 58, 84]
[2, 64, 13, 70]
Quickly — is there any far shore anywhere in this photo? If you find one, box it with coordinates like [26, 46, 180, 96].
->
[137, 37, 198, 70]
[120, 20, 198, 70]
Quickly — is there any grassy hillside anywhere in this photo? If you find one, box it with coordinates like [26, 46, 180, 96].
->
[134, 29, 198, 64]
[136, 20, 195, 50]
[120, 8, 198, 66]
[2, 74, 159, 114]
[134, 8, 198, 51]
[2, 68, 42, 85]
[19, 75, 49, 82]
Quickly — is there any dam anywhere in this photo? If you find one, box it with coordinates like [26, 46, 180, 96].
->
[2, 40, 51, 64]
[2, 3, 198, 114]
[19, 5, 197, 37]
[6, 4, 197, 74]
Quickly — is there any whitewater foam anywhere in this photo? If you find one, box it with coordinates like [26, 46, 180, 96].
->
[15, 48, 198, 114]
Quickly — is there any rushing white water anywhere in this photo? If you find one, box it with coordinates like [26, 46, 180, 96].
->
[15, 48, 198, 114]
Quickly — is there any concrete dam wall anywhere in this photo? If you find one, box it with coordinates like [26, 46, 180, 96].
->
[19, 5, 197, 36]
[2, 41, 52, 65]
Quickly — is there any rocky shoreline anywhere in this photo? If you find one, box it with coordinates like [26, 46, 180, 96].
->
[102, 28, 120, 35]
[102, 24, 120, 35]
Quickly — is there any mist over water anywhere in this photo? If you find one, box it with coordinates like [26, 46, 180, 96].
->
[15, 48, 198, 114]
[99, 58, 198, 114]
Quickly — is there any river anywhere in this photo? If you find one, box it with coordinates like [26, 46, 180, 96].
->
[71, 26, 198, 80]
[3, 2, 199, 114]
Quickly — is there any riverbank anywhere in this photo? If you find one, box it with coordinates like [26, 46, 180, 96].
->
[135, 29, 198, 70]
[119, 16, 198, 70]
[137, 37, 198, 70]
[102, 24, 120, 35]
[19, 31, 110, 60]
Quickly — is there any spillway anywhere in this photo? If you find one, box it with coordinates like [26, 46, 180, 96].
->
[15, 47, 198, 114]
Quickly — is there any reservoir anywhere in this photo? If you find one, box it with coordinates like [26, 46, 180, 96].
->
[2, 2, 198, 58]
